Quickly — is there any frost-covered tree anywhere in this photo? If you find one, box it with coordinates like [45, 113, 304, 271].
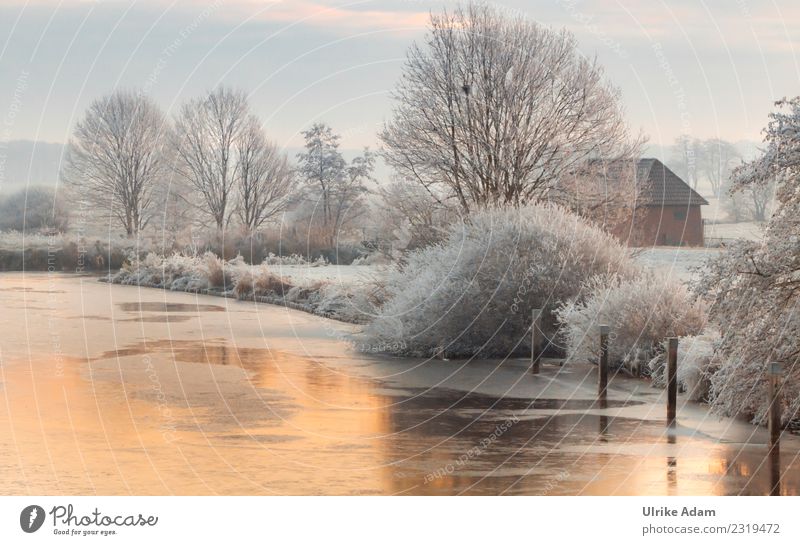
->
[235, 117, 296, 233]
[297, 123, 373, 246]
[360, 203, 639, 358]
[694, 97, 800, 423]
[380, 3, 639, 213]
[172, 87, 250, 231]
[62, 90, 169, 236]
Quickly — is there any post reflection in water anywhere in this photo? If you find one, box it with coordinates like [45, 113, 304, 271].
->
[597, 414, 610, 443]
[666, 433, 677, 493]
[769, 447, 781, 496]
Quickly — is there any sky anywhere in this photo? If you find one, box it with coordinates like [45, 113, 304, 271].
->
[1, 0, 799, 153]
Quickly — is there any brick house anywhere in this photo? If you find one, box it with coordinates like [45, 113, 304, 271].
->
[614, 158, 708, 247]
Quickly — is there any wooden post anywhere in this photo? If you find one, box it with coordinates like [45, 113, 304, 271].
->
[531, 309, 542, 374]
[598, 325, 609, 398]
[667, 337, 678, 427]
[768, 362, 783, 454]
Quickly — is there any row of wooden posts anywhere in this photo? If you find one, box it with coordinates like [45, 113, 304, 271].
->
[529, 309, 784, 455]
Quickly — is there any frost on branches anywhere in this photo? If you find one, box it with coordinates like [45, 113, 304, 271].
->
[557, 273, 706, 373]
[359, 204, 638, 358]
[694, 97, 800, 424]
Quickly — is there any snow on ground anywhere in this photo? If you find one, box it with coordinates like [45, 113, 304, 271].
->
[269, 264, 388, 287]
[271, 250, 721, 288]
[704, 221, 765, 241]
[632, 247, 721, 283]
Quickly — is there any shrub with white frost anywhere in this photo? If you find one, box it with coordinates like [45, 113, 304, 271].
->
[359, 203, 638, 357]
[557, 272, 706, 372]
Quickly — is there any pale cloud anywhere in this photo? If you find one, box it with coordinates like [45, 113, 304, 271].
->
[551, 0, 800, 54]
[228, 0, 431, 30]
[5, 0, 432, 31]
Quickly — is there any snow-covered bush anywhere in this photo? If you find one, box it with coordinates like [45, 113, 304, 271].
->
[648, 333, 719, 401]
[557, 272, 706, 372]
[113, 251, 244, 292]
[310, 282, 382, 324]
[359, 204, 638, 357]
[108, 250, 374, 323]
[694, 97, 800, 424]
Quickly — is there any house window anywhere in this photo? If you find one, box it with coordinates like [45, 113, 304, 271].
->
[673, 210, 687, 220]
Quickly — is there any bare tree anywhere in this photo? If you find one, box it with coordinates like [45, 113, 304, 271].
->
[669, 135, 701, 189]
[235, 117, 296, 233]
[297, 123, 374, 246]
[380, 3, 639, 213]
[549, 159, 640, 232]
[747, 180, 774, 221]
[721, 170, 775, 222]
[329, 149, 373, 244]
[172, 87, 249, 231]
[61, 90, 168, 236]
[296, 123, 345, 236]
[700, 139, 740, 197]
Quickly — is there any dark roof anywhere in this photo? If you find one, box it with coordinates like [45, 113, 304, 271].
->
[635, 158, 709, 206]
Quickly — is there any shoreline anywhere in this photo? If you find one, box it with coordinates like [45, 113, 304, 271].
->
[98, 274, 364, 324]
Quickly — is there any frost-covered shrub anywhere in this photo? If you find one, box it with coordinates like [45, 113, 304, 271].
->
[648, 333, 719, 401]
[112, 251, 246, 292]
[285, 281, 327, 303]
[557, 272, 706, 372]
[108, 250, 378, 323]
[359, 204, 638, 357]
[310, 282, 383, 324]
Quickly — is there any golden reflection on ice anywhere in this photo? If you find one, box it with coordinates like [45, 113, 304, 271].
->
[0, 273, 798, 495]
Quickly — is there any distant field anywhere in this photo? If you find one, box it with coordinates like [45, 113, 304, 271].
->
[269, 264, 388, 287]
[704, 221, 764, 241]
[632, 247, 721, 283]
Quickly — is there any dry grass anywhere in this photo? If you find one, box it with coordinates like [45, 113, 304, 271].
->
[234, 266, 293, 299]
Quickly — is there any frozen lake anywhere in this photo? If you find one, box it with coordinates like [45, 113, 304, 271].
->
[0, 272, 797, 495]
